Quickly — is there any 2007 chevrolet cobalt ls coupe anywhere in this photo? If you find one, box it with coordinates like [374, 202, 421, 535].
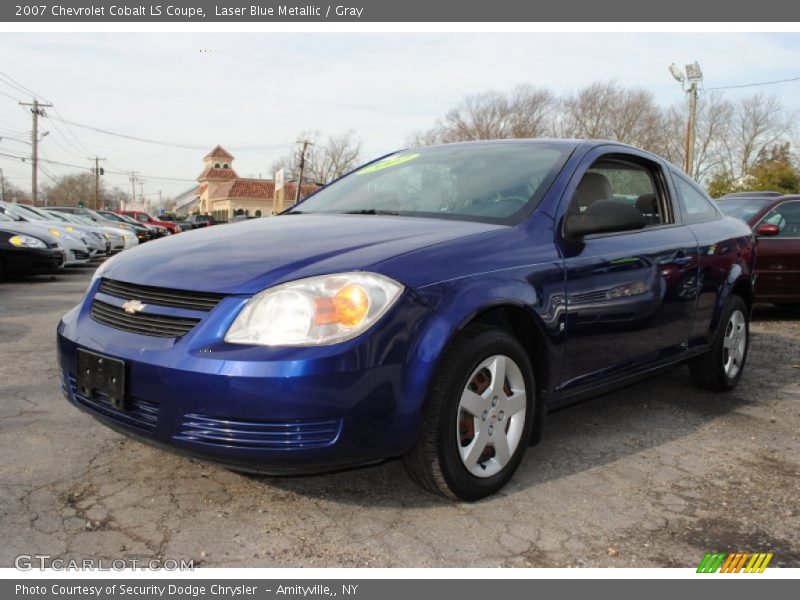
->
[58, 140, 756, 500]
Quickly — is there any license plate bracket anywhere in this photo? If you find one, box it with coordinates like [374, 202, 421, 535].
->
[76, 349, 126, 410]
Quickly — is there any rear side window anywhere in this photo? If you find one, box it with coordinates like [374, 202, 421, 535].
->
[672, 173, 720, 223]
[759, 201, 800, 238]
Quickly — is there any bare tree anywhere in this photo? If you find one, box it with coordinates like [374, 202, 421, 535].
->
[658, 92, 734, 180]
[560, 81, 663, 151]
[272, 130, 363, 184]
[726, 93, 794, 178]
[41, 172, 98, 207]
[412, 85, 557, 145]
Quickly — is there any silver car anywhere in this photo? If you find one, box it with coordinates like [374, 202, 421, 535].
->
[0, 202, 91, 266]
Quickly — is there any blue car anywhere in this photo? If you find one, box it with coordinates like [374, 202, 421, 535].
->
[57, 140, 756, 500]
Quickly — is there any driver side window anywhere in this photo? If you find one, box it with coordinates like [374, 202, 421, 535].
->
[569, 158, 667, 227]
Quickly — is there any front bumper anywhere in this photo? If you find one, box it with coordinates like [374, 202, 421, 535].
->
[56, 286, 435, 474]
[4, 246, 65, 272]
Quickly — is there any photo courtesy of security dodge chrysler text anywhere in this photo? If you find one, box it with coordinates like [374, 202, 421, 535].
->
[57, 140, 756, 500]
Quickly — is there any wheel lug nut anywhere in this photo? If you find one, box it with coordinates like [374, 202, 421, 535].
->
[481, 411, 488, 421]
[492, 397, 498, 406]
[488, 426, 494, 436]
[498, 411, 504, 421]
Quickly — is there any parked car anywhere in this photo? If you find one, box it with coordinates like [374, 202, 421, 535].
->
[717, 194, 800, 307]
[720, 191, 783, 199]
[45, 210, 130, 254]
[16, 203, 111, 258]
[184, 214, 226, 228]
[57, 140, 756, 500]
[93, 210, 155, 242]
[0, 213, 65, 280]
[159, 214, 194, 232]
[119, 210, 180, 234]
[48, 206, 146, 244]
[0, 202, 91, 266]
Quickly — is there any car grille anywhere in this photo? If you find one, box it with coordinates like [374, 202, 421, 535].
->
[99, 278, 225, 312]
[91, 299, 200, 338]
[174, 414, 342, 449]
[73, 249, 90, 260]
[67, 373, 159, 432]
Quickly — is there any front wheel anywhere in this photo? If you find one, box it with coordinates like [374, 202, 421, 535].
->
[403, 325, 535, 500]
[689, 295, 749, 391]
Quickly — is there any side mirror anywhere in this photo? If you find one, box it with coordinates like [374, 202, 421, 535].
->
[564, 200, 646, 241]
[755, 222, 780, 237]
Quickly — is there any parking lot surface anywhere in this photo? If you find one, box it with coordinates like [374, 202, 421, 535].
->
[1, 266, 799, 568]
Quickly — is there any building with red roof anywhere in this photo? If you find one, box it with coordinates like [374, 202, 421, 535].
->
[196, 145, 319, 220]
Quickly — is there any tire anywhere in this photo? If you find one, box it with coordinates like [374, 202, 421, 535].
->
[689, 295, 749, 391]
[403, 324, 536, 501]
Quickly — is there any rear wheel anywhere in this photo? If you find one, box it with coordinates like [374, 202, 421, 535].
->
[403, 325, 535, 500]
[689, 295, 749, 391]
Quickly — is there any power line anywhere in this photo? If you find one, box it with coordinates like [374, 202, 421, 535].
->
[46, 114, 291, 152]
[0, 71, 50, 102]
[0, 88, 22, 103]
[705, 75, 800, 91]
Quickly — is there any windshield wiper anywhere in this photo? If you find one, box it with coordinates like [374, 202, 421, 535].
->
[342, 209, 401, 216]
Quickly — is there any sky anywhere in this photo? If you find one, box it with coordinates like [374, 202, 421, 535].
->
[0, 32, 799, 202]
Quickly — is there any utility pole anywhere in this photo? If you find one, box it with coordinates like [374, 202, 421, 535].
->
[295, 139, 313, 203]
[129, 171, 139, 209]
[19, 98, 53, 205]
[89, 157, 106, 210]
[0, 168, 6, 203]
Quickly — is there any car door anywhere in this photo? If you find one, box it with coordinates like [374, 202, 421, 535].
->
[557, 148, 700, 393]
[753, 199, 800, 303]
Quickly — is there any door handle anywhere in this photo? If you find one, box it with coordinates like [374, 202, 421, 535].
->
[673, 255, 693, 266]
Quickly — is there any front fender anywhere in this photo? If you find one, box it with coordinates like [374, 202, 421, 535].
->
[408, 264, 566, 409]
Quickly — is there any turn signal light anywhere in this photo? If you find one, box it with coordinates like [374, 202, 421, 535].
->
[314, 284, 370, 327]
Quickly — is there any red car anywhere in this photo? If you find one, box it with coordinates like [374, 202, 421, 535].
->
[119, 210, 181, 235]
[717, 194, 800, 306]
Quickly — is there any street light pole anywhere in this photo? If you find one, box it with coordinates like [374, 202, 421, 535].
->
[669, 61, 703, 178]
[685, 80, 699, 177]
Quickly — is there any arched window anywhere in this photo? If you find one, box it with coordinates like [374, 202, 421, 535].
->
[255, 210, 262, 217]
[223, 163, 229, 169]
[214, 163, 221, 168]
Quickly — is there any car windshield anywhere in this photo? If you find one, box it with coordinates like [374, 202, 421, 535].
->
[287, 143, 573, 224]
[0, 212, 13, 222]
[44, 210, 70, 222]
[73, 215, 98, 227]
[716, 198, 774, 222]
[10, 204, 47, 221]
[1, 204, 31, 221]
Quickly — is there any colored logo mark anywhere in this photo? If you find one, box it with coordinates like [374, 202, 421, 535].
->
[697, 552, 773, 573]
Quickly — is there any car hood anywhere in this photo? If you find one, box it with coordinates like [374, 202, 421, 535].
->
[0, 221, 60, 245]
[103, 214, 503, 294]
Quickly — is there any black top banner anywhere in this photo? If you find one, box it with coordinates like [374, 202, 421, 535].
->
[4, 0, 800, 22]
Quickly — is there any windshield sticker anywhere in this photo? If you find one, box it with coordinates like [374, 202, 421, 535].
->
[356, 153, 420, 175]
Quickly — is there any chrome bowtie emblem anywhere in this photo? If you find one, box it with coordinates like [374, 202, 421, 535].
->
[121, 299, 146, 314]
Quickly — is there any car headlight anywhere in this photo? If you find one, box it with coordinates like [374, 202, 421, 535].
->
[225, 272, 404, 347]
[66, 226, 75, 232]
[9, 234, 46, 249]
[48, 227, 62, 238]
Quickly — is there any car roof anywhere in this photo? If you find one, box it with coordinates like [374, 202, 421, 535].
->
[720, 191, 783, 198]
[406, 138, 638, 152]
